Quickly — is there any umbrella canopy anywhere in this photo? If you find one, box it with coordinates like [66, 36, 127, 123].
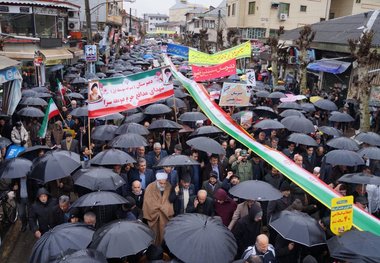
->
[278, 102, 302, 110]
[269, 210, 326, 247]
[186, 137, 226, 155]
[29, 223, 95, 263]
[326, 137, 359, 151]
[325, 150, 364, 166]
[29, 150, 81, 183]
[71, 77, 89, 85]
[96, 72, 107, 78]
[253, 106, 278, 119]
[164, 214, 237, 263]
[22, 89, 37, 97]
[148, 119, 183, 130]
[280, 109, 304, 118]
[48, 64, 64, 72]
[71, 106, 88, 117]
[174, 89, 188, 98]
[166, 97, 187, 109]
[179, 112, 208, 122]
[115, 123, 150, 135]
[253, 119, 285, 130]
[268, 91, 286, 99]
[108, 133, 147, 148]
[357, 147, 380, 160]
[300, 103, 316, 112]
[18, 107, 45, 118]
[327, 230, 380, 263]
[144, 103, 172, 115]
[0, 137, 12, 149]
[96, 113, 124, 121]
[19, 97, 48, 107]
[89, 220, 154, 258]
[329, 111, 354, 123]
[156, 154, 200, 167]
[31, 87, 49, 93]
[281, 116, 315, 134]
[231, 111, 256, 122]
[56, 249, 107, 263]
[38, 92, 53, 98]
[90, 149, 135, 166]
[123, 112, 145, 124]
[92, 125, 118, 141]
[313, 99, 338, 111]
[74, 167, 126, 191]
[288, 133, 318, 146]
[67, 92, 85, 100]
[190, 125, 222, 137]
[318, 126, 343, 137]
[355, 132, 380, 146]
[0, 157, 32, 179]
[255, 90, 270, 98]
[338, 172, 380, 185]
[71, 191, 128, 207]
[17, 145, 52, 161]
[229, 180, 282, 201]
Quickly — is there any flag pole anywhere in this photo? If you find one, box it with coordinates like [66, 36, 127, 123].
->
[87, 116, 91, 158]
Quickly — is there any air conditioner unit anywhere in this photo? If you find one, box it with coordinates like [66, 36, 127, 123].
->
[68, 21, 80, 31]
[288, 56, 296, 64]
[279, 13, 288, 21]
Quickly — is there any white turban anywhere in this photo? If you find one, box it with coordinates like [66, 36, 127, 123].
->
[156, 172, 168, 180]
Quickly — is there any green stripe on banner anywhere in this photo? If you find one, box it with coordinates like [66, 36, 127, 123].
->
[163, 55, 380, 236]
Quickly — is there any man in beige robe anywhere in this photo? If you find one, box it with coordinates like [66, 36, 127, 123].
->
[143, 172, 174, 245]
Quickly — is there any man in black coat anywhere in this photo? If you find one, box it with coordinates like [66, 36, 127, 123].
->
[129, 158, 155, 189]
[173, 174, 196, 215]
[302, 146, 317, 173]
[126, 180, 144, 209]
[60, 133, 80, 154]
[50, 195, 71, 227]
[186, 189, 214, 216]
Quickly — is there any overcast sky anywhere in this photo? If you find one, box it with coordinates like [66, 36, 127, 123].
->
[125, 0, 223, 17]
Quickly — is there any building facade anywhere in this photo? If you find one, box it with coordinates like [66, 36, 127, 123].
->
[143, 13, 169, 33]
[169, 0, 207, 22]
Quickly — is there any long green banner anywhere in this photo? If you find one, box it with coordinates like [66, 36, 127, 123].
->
[164, 55, 380, 236]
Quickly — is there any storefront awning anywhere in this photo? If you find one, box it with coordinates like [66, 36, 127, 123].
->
[40, 48, 73, 60]
[307, 60, 351, 74]
[0, 56, 20, 70]
[68, 47, 84, 57]
[0, 50, 34, 60]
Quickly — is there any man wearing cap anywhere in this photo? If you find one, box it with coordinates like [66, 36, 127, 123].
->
[143, 172, 175, 245]
[202, 171, 222, 197]
[231, 149, 253, 182]
[173, 173, 195, 215]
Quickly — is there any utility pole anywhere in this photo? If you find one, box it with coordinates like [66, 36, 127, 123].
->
[216, 9, 221, 51]
[85, 0, 92, 43]
[129, 8, 132, 34]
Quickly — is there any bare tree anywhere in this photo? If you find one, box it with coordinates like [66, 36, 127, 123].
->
[348, 30, 380, 132]
[216, 29, 224, 51]
[199, 28, 209, 53]
[268, 26, 285, 86]
[295, 25, 315, 95]
[227, 28, 240, 47]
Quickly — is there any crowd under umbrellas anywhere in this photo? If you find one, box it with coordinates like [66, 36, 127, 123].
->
[0, 42, 379, 263]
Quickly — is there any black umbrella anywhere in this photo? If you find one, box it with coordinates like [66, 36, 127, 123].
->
[48, 64, 64, 72]
[355, 132, 380, 146]
[280, 109, 304, 118]
[38, 92, 53, 98]
[92, 125, 118, 141]
[108, 133, 147, 148]
[190, 125, 222, 137]
[19, 97, 48, 107]
[71, 191, 129, 207]
[253, 106, 278, 119]
[123, 112, 145, 124]
[318, 126, 343, 137]
[74, 167, 126, 191]
[288, 133, 318, 146]
[164, 214, 237, 263]
[90, 149, 135, 166]
[278, 102, 302, 110]
[274, 85, 286, 91]
[174, 89, 188, 98]
[166, 97, 187, 109]
[115, 123, 150, 135]
[229, 180, 282, 201]
[325, 150, 364, 166]
[0, 137, 12, 149]
[338, 172, 380, 185]
[29, 223, 95, 263]
[56, 249, 107, 263]
[281, 116, 315, 134]
[32, 87, 49, 93]
[269, 210, 326, 247]
[0, 158, 32, 179]
[231, 111, 256, 122]
[71, 106, 88, 117]
[67, 92, 85, 100]
[268, 91, 286, 99]
[18, 107, 45, 118]
[357, 147, 380, 160]
[313, 99, 338, 111]
[253, 119, 285, 130]
[327, 230, 380, 263]
[186, 137, 225, 155]
[96, 113, 124, 121]
[18, 145, 51, 161]
[326, 137, 359, 151]
[71, 77, 89, 85]
[329, 111, 354, 123]
[29, 150, 81, 183]
[156, 154, 200, 167]
[96, 72, 107, 78]
[300, 103, 316, 112]
[89, 220, 154, 258]
[255, 90, 270, 98]
[179, 112, 208, 122]
[144, 103, 172, 115]
[148, 119, 183, 130]
[22, 89, 37, 97]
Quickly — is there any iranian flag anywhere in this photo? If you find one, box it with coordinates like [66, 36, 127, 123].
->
[38, 98, 60, 138]
[57, 80, 66, 105]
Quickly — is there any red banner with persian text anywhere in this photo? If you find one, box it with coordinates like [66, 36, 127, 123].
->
[191, 59, 236, 82]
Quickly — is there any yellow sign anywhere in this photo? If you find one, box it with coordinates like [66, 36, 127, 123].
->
[189, 41, 251, 65]
[330, 196, 353, 235]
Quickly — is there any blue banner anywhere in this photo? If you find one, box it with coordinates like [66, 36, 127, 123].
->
[166, 43, 189, 59]
[6, 145, 25, 159]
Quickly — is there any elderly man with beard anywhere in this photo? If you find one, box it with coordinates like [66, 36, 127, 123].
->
[143, 172, 175, 245]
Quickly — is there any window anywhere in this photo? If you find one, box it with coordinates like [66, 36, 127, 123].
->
[329, 12, 335, 19]
[204, 20, 215, 29]
[248, 2, 256, 15]
[241, 28, 266, 39]
[300, 5, 307, 12]
[228, 5, 231, 16]
[356, 0, 361, 3]
[279, 2, 290, 16]
[194, 21, 200, 28]
[232, 3, 236, 16]
[0, 13, 33, 36]
[35, 15, 57, 38]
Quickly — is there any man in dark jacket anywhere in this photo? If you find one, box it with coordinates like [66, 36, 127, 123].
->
[173, 174, 195, 215]
[186, 189, 214, 216]
[50, 195, 71, 227]
[126, 180, 144, 209]
[130, 158, 155, 189]
[232, 203, 263, 258]
[302, 147, 317, 173]
[29, 188, 57, 238]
